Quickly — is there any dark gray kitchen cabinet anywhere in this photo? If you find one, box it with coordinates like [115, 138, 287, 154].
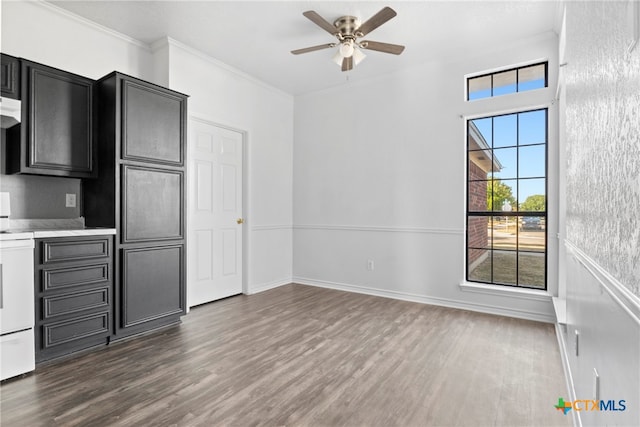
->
[83, 72, 187, 340]
[122, 79, 184, 166]
[35, 235, 113, 363]
[8, 60, 96, 178]
[121, 245, 183, 328]
[1, 54, 20, 99]
[121, 165, 183, 243]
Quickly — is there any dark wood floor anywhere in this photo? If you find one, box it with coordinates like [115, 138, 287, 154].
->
[1, 284, 570, 426]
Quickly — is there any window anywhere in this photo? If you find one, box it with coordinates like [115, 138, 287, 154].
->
[466, 109, 547, 289]
[467, 62, 547, 100]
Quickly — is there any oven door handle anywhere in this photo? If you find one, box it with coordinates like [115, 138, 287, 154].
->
[0, 263, 3, 309]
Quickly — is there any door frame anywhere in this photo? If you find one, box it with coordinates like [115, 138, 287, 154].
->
[186, 114, 250, 309]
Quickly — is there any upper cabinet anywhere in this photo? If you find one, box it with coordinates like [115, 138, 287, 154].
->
[1, 54, 21, 99]
[122, 79, 185, 166]
[6, 59, 96, 178]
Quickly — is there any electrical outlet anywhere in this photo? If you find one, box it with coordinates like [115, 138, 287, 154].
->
[65, 193, 76, 208]
[367, 259, 374, 271]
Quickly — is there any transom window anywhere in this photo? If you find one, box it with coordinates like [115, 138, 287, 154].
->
[467, 62, 547, 100]
[466, 109, 547, 289]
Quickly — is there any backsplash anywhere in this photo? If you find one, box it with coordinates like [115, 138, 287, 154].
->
[0, 174, 82, 219]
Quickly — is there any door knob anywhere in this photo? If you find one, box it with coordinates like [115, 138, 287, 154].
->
[236, 218, 244, 224]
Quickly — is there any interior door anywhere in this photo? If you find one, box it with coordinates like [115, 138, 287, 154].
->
[187, 118, 243, 307]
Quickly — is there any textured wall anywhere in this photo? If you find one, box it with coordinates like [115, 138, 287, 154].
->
[565, 1, 640, 297]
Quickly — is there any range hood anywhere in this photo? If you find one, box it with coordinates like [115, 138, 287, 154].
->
[1, 97, 21, 129]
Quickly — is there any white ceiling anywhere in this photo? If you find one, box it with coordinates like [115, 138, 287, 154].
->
[48, 1, 561, 95]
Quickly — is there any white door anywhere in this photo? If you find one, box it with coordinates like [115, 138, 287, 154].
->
[187, 118, 243, 307]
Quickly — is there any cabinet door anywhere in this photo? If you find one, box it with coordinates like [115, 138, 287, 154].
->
[120, 245, 184, 328]
[23, 62, 95, 177]
[122, 79, 185, 166]
[1, 54, 20, 99]
[121, 165, 184, 243]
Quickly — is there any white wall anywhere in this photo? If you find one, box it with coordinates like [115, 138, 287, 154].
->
[1, 1, 294, 295]
[1, 1, 154, 80]
[162, 39, 294, 294]
[293, 32, 559, 322]
[561, 1, 640, 425]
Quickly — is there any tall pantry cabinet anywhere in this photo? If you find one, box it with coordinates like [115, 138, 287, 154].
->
[84, 72, 188, 339]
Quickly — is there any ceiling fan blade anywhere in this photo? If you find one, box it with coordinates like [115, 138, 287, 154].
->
[360, 40, 405, 55]
[302, 11, 338, 35]
[356, 7, 397, 36]
[291, 43, 336, 55]
[341, 56, 353, 72]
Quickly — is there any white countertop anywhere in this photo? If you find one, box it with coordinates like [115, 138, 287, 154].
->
[0, 231, 35, 241]
[32, 228, 117, 238]
[0, 228, 116, 239]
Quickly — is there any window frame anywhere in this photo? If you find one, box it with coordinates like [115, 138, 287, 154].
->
[465, 108, 549, 291]
[466, 62, 548, 101]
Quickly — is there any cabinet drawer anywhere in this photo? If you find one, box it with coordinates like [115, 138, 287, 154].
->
[42, 263, 109, 291]
[42, 312, 109, 348]
[42, 238, 109, 263]
[43, 287, 109, 320]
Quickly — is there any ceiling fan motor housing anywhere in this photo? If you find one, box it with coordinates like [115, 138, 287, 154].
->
[334, 16, 361, 40]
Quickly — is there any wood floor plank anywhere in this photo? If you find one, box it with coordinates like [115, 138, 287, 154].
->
[0, 284, 570, 426]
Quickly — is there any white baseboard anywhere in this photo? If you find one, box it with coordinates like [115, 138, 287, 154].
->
[293, 276, 555, 323]
[555, 322, 580, 427]
[246, 278, 292, 295]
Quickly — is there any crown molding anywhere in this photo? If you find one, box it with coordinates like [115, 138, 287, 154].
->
[36, 0, 149, 50]
[163, 37, 292, 99]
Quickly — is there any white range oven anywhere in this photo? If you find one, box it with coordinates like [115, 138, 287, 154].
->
[0, 231, 35, 381]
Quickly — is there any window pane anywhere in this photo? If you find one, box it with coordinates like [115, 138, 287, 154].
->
[493, 217, 517, 250]
[468, 216, 491, 249]
[518, 216, 546, 252]
[517, 63, 546, 92]
[469, 118, 492, 148]
[468, 75, 492, 100]
[518, 178, 545, 210]
[492, 250, 517, 285]
[468, 180, 490, 211]
[518, 110, 546, 145]
[493, 69, 517, 96]
[468, 150, 491, 180]
[493, 114, 517, 148]
[466, 63, 547, 101]
[519, 145, 546, 178]
[468, 248, 492, 282]
[492, 147, 517, 179]
[518, 252, 546, 288]
[490, 178, 516, 212]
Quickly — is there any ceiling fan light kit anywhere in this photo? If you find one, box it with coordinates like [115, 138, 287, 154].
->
[291, 7, 405, 72]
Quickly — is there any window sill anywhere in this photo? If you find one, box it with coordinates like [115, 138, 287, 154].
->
[459, 281, 552, 302]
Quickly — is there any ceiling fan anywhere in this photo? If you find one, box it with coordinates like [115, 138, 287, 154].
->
[291, 7, 405, 72]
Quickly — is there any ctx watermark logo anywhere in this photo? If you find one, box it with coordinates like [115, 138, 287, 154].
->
[554, 397, 626, 414]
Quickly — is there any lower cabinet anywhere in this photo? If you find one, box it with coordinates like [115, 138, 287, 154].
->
[34, 236, 185, 361]
[35, 235, 113, 363]
[115, 243, 185, 338]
